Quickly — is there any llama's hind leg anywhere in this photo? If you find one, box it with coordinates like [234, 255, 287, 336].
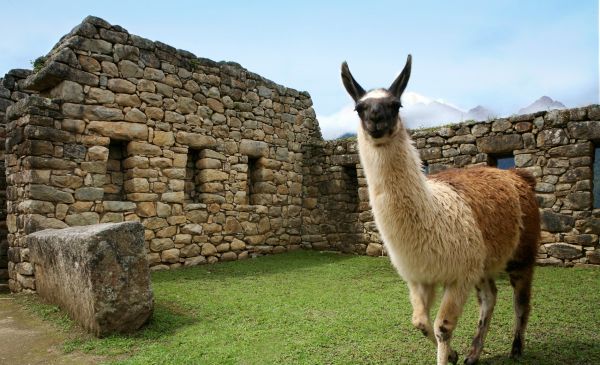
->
[408, 282, 436, 345]
[434, 284, 470, 365]
[465, 278, 498, 365]
[508, 267, 533, 358]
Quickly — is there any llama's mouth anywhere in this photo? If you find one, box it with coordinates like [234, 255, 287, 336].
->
[367, 123, 398, 141]
[369, 130, 387, 139]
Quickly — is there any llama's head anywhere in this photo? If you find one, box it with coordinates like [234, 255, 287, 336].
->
[341, 55, 412, 142]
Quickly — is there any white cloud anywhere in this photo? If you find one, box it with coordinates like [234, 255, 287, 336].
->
[316, 105, 360, 140]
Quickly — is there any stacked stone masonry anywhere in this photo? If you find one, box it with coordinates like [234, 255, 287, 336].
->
[303, 107, 600, 268]
[2, 16, 318, 292]
[0, 69, 34, 289]
[1, 16, 598, 292]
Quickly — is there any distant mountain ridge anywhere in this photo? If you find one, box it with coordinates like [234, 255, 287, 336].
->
[399, 93, 565, 130]
[331, 94, 566, 139]
[517, 96, 566, 114]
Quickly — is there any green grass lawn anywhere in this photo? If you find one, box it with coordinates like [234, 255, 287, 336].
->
[16, 251, 600, 364]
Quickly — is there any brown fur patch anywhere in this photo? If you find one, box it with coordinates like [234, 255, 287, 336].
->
[429, 167, 540, 274]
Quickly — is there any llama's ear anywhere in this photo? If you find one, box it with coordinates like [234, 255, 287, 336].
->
[341, 61, 366, 102]
[388, 54, 412, 100]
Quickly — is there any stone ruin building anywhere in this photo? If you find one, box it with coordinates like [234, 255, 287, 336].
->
[0, 16, 598, 293]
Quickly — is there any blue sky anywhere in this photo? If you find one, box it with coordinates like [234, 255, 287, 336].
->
[1, 0, 597, 134]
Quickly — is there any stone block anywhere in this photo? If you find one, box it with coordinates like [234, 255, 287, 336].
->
[150, 238, 174, 251]
[75, 187, 104, 201]
[79, 55, 101, 72]
[49, 80, 84, 103]
[103, 201, 136, 212]
[115, 94, 141, 107]
[63, 104, 124, 121]
[197, 170, 229, 183]
[87, 121, 148, 141]
[540, 211, 575, 233]
[184, 256, 207, 266]
[161, 191, 184, 203]
[180, 244, 201, 258]
[419, 147, 441, 160]
[586, 249, 600, 264]
[175, 131, 217, 149]
[182, 224, 203, 235]
[548, 142, 592, 157]
[161, 249, 180, 263]
[27, 222, 153, 336]
[240, 139, 269, 157]
[568, 121, 600, 140]
[330, 154, 359, 166]
[87, 145, 109, 161]
[24, 125, 74, 143]
[536, 128, 569, 147]
[447, 134, 475, 144]
[107, 79, 136, 94]
[566, 192, 592, 210]
[127, 141, 161, 156]
[366, 242, 383, 256]
[176, 97, 197, 114]
[545, 243, 583, 260]
[476, 134, 522, 154]
[29, 185, 74, 203]
[471, 125, 490, 136]
[221, 252, 237, 261]
[153, 131, 175, 146]
[65, 212, 100, 226]
[136, 202, 156, 217]
[201, 243, 217, 256]
[24, 214, 69, 234]
[24, 61, 99, 91]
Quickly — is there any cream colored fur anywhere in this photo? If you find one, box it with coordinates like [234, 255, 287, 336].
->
[357, 121, 522, 365]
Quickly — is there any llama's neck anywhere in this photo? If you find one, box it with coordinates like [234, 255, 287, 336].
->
[357, 124, 433, 224]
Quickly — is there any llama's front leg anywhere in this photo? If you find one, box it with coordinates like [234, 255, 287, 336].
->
[408, 282, 436, 345]
[434, 284, 470, 365]
[465, 278, 497, 365]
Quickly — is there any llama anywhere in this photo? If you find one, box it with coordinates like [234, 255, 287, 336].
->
[341, 55, 540, 365]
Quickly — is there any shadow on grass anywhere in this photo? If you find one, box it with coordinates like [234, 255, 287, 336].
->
[150, 250, 359, 283]
[479, 340, 600, 365]
[136, 300, 198, 339]
[61, 301, 200, 357]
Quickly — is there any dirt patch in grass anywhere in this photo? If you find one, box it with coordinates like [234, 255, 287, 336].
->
[0, 295, 105, 364]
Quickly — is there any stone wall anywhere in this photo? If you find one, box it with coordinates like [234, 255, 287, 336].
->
[301, 141, 377, 254]
[4, 16, 320, 292]
[0, 69, 34, 290]
[301, 106, 600, 267]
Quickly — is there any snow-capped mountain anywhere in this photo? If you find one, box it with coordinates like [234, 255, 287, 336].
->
[517, 96, 565, 114]
[317, 92, 566, 140]
[400, 92, 495, 129]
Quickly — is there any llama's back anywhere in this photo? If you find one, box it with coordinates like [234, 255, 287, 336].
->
[429, 167, 540, 274]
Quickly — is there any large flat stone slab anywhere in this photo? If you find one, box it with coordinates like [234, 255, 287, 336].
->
[27, 222, 153, 337]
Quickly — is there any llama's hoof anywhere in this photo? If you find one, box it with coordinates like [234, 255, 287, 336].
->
[510, 348, 522, 359]
[464, 356, 479, 365]
[448, 350, 459, 365]
[510, 337, 523, 359]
